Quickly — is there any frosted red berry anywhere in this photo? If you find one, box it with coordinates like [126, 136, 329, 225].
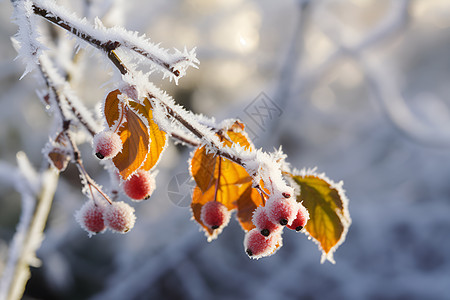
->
[244, 228, 282, 259]
[93, 130, 122, 159]
[287, 204, 309, 231]
[252, 206, 282, 237]
[75, 201, 106, 236]
[266, 197, 299, 226]
[104, 201, 136, 233]
[200, 201, 231, 230]
[123, 169, 155, 201]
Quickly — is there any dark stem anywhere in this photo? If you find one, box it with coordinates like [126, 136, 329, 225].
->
[170, 132, 200, 147]
[256, 186, 267, 206]
[64, 95, 96, 137]
[213, 156, 222, 202]
[32, 3, 183, 77]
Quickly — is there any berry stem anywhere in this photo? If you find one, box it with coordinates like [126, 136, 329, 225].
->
[213, 155, 222, 202]
[38, 58, 113, 205]
[256, 186, 267, 206]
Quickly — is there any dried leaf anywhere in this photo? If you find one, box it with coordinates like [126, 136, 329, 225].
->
[289, 171, 351, 263]
[112, 107, 150, 179]
[48, 149, 70, 171]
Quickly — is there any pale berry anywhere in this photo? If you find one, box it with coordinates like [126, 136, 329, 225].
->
[252, 206, 282, 237]
[75, 201, 106, 236]
[287, 204, 309, 231]
[266, 197, 299, 226]
[200, 201, 231, 230]
[123, 169, 155, 201]
[93, 130, 122, 159]
[244, 228, 282, 259]
[104, 201, 136, 233]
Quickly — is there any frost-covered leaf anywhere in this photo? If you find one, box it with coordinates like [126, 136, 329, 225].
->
[103, 89, 122, 128]
[190, 128, 252, 192]
[112, 107, 149, 179]
[236, 183, 264, 232]
[190, 123, 255, 240]
[288, 170, 351, 263]
[129, 98, 167, 171]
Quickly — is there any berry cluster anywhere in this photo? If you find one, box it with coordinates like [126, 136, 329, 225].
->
[197, 191, 309, 260]
[75, 127, 156, 236]
[75, 200, 136, 236]
[244, 194, 309, 259]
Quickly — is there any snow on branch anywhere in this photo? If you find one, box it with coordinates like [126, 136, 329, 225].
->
[0, 153, 58, 300]
[28, 0, 198, 82]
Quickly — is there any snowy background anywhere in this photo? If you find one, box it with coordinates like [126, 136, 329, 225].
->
[1, 0, 450, 299]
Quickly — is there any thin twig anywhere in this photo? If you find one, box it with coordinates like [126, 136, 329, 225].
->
[32, 2, 189, 78]
[39, 61, 112, 204]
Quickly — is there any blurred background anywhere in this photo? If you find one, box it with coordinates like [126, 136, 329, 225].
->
[1, 0, 450, 299]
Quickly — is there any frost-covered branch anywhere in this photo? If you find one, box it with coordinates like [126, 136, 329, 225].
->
[0, 153, 58, 300]
[31, 0, 198, 80]
[39, 55, 99, 136]
[38, 57, 113, 204]
[20, 0, 291, 194]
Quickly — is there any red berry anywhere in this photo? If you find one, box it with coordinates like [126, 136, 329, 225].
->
[287, 204, 309, 231]
[123, 169, 155, 201]
[200, 201, 231, 230]
[75, 201, 106, 236]
[104, 201, 136, 233]
[252, 206, 282, 237]
[93, 130, 122, 159]
[244, 228, 282, 259]
[266, 197, 299, 226]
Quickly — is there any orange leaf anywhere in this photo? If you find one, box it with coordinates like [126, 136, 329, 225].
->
[235, 183, 264, 232]
[191, 181, 239, 241]
[190, 148, 217, 192]
[112, 107, 150, 179]
[104, 89, 122, 128]
[191, 186, 214, 237]
[190, 123, 258, 238]
[129, 98, 167, 171]
[190, 126, 253, 192]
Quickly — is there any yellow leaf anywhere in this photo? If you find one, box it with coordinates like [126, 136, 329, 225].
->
[112, 107, 150, 179]
[129, 98, 167, 171]
[289, 171, 351, 263]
